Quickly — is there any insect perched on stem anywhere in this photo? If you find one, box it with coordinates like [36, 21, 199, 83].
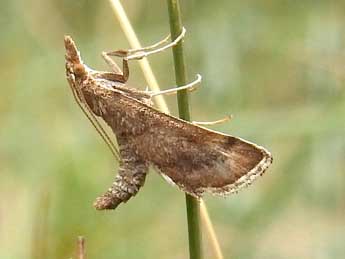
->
[64, 30, 272, 210]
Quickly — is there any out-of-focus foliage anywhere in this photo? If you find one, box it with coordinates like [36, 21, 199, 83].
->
[1, 1, 344, 258]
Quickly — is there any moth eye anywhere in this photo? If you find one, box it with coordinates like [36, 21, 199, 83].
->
[73, 63, 86, 77]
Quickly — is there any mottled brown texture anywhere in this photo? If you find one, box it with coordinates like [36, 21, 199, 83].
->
[64, 36, 273, 210]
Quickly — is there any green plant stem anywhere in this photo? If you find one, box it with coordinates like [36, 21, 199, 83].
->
[166, 1, 202, 259]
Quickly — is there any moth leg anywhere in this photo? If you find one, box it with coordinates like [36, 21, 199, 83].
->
[109, 27, 186, 61]
[100, 27, 185, 82]
[101, 51, 129, 82]
[192, 115, 233, 126]
[93, 148, 148, 210]
[149, 74, 202, 97]
[124, 33, 171, 54]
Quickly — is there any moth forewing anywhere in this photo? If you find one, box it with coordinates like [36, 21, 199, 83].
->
[110, 98, 273, 197]
[151, 122, 273, 198]
[80, 82, 273, 199]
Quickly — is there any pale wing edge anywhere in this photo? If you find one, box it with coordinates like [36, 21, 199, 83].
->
[205, 141, 273, 197]
[156, 140, 273, 198]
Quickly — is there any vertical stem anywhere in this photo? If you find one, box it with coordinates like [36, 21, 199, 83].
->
[185, 195, 202, 259]
[166, 1, 202, 259]
[77, 236, 86, 259]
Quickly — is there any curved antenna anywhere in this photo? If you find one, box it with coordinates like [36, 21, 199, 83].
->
[67, 79, 120, 162]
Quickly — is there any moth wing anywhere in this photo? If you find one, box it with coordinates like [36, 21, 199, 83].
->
[129, 105, 273, 197]
[95, 89, 272, 198]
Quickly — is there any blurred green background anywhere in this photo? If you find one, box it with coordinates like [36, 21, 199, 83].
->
[1, 1, 344, 258]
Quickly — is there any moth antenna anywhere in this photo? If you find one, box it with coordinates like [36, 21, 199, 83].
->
[68, 80, 121, 162]
[64, 36, 120, 161]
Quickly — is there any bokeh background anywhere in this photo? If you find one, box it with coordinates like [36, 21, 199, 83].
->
[1, 1, 344, 258]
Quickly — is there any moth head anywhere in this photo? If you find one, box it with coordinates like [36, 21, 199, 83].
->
[64, 35, 87, 79]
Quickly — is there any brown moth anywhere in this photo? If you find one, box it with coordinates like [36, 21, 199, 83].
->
[64, 35, 273, 210]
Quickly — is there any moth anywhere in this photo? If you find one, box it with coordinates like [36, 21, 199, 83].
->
[64, 33, 273, 210]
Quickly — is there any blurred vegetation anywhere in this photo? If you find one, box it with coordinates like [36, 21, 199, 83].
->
[1, 1, 344, 258]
